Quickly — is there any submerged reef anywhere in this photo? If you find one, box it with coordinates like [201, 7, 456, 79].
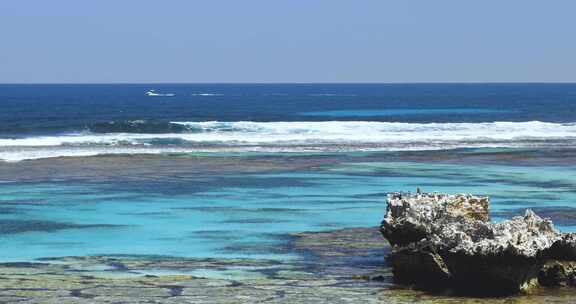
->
[0, 229, 393, 304]
[2, 227, 576, 303]
[380, 191, 576, 295]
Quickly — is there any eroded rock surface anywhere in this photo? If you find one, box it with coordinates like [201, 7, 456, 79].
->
[380, 191, 576, 295]
[381, 192, 490, 247]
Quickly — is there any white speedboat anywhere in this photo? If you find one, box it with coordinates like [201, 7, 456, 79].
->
[146, 90, 175, 97]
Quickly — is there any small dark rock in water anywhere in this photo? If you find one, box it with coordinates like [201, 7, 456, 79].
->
[380, 190, 576, 296]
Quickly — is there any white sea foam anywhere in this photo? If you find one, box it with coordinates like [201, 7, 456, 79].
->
[1, 121, 574, 146]
[0, 143, 535, 162]
[190, 93, 224, 96]
[0, 121, 575, 161]
[307, 93, 357, 97]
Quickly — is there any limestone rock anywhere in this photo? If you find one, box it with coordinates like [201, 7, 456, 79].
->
[379, 190, 576, 295]
[381, 192, 490, 247]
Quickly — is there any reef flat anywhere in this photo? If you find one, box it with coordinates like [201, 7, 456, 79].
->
[1, 148, 576, 302]
[2, 227, 576, 303]
[0, 227, 390, 303]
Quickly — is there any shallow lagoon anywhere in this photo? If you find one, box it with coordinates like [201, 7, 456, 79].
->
[1, 148, 575, 263]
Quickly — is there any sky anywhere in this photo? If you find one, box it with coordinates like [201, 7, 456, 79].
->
[0, 0, 575, 83]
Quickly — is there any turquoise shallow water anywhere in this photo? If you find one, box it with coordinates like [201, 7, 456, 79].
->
[0, 150, 575, 262]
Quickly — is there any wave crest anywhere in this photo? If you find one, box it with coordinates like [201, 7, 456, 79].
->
[1, 121, 576, 161]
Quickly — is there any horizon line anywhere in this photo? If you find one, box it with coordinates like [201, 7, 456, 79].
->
[1, 81, 576, 85]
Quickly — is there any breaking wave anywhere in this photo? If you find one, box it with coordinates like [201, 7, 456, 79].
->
[1, 121, 576, 161]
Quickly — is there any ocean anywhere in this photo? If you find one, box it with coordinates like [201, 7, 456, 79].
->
[1, 84, 576, 298]
[1, 84, 576, 161]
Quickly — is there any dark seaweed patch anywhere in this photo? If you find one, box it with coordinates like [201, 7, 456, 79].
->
[481, 178, 575, 190]
[492, 200, 536, 206]
[0, 220, 127, 235]
[219, 242, 289, 255]
[493, 207, 576, 226]
[173, 206, 306, 215]
[220, 218, 291, 224]
[0, 200, 49, 206]
[117, 211, 172, 216]
[0, 207, 25, 214]
[95, 175, 318, 196]
[187, 230, 239, 241]
[351, 192, 389, 199]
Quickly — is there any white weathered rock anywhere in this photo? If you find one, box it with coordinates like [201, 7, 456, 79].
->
[380, 190, 576, 295]
[440, 210, 559, 257]
[381, 192, 490, 247]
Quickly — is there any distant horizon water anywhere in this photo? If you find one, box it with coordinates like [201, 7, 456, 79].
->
[3, 82, 576, 84]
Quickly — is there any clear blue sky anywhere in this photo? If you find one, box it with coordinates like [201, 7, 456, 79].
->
[1, 0, 575, 83]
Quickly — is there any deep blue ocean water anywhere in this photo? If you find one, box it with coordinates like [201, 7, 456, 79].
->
[1, 84, 576, 135]
[0, 84, 575, 270]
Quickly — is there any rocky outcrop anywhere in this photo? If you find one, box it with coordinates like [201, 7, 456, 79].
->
[380, 191, 576, 295]
[381, 193, 490, 247]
